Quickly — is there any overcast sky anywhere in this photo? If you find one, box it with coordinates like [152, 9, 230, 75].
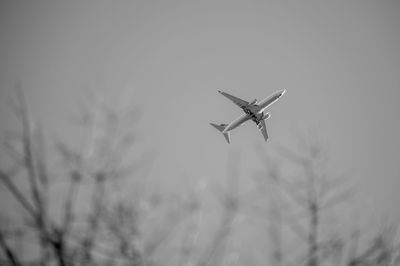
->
[1, 0, 400, 223]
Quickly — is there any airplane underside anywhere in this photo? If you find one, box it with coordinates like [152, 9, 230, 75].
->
[211, 89, 285, 143]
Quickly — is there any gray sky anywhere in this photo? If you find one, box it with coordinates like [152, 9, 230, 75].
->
[1, 0, 400, 223]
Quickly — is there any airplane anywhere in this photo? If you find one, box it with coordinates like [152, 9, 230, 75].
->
[210, 89, 285, 143]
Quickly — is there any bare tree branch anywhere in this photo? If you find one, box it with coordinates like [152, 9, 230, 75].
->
[0, 170, 37, 218]
[0, 228, 21, 266]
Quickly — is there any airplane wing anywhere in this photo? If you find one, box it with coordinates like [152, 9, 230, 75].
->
[218, 90, 249, 109]
[257, 119, 268, 142]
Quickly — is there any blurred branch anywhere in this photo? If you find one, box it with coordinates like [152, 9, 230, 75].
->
[61, 170, 81, 239]
[320, 187, 354, 211]
[79, 173, 106, 265]
[14, 83, 52, 265]
[0, 228, 21, 266]
[252, 149, 285, 266]
[0, 170, 37, 218]
[277, 145, 309, 166]
[275, 135, 352, 266]
[15, 83, 45, 222]
[347, 226, 400, 266]
[0, 84, 153, 266]
[197, 153, 241, 266]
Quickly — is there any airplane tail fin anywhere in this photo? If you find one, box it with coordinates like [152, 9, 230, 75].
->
[210, 123, 230, 143]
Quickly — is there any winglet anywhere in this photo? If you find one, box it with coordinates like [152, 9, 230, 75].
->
[210, 123, 230, 143]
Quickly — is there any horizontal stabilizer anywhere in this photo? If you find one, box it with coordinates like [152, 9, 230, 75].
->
[210, 123, 231, 143]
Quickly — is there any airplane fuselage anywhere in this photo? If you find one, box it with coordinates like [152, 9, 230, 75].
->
[211, 88, 285, 143]
[223, 89, 285, 132]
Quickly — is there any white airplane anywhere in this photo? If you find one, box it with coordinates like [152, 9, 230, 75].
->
[211, 89, 285, 143]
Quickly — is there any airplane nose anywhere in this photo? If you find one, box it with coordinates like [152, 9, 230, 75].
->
[280, 89, 286, 96]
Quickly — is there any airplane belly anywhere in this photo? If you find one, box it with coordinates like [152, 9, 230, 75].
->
[259, 95, 279, 110]
[258, 89, 285, 110]
[225, 114, 250, 131]
[214, 89, 285, 142]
